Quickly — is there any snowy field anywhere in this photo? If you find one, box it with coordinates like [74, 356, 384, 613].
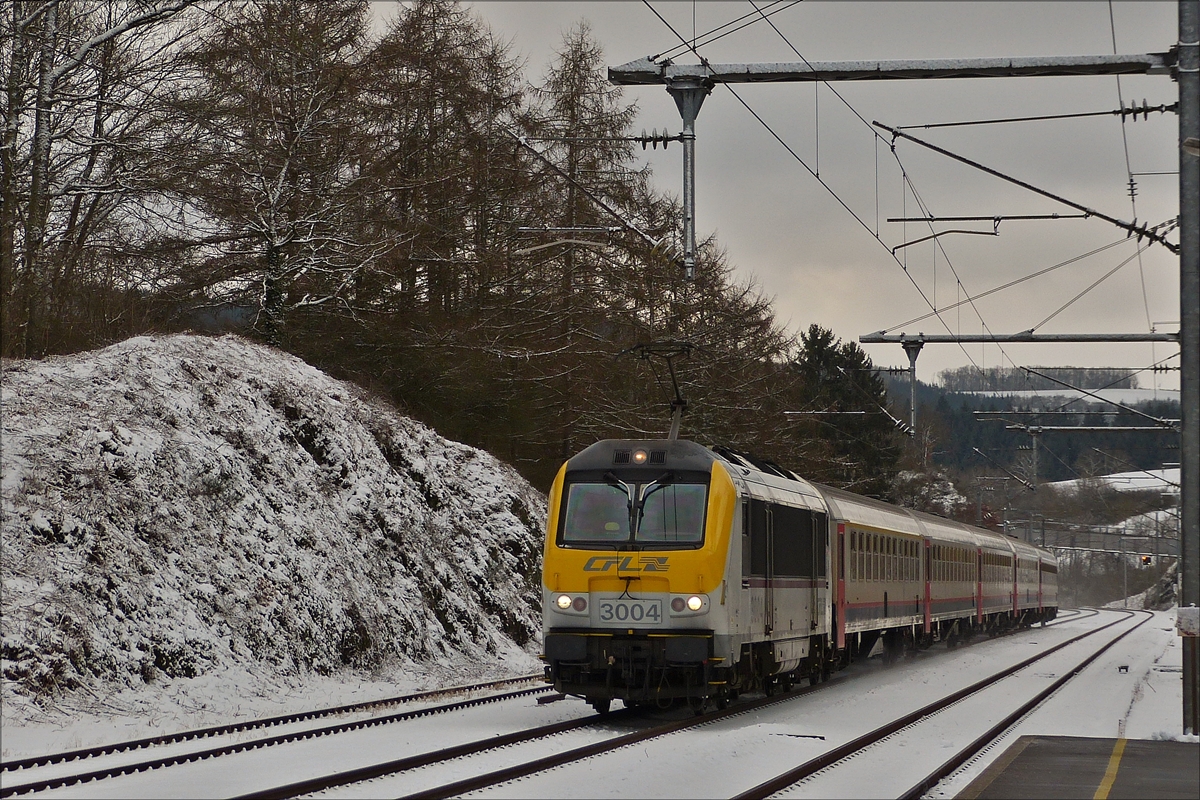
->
[1, 608, 1188, 799]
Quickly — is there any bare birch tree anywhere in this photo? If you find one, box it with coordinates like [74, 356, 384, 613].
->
[1, 0, 201, 357]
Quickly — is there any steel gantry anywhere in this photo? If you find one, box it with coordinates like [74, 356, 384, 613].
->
[609, 1, 1198, 733]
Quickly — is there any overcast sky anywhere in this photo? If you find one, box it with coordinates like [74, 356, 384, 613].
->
[385, 2, 1183, 391]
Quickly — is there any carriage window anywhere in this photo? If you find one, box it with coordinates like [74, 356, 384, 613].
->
[850, 532, 857, 581]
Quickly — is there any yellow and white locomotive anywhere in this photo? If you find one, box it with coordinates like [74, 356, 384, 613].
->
[541, 439, 1058, 712]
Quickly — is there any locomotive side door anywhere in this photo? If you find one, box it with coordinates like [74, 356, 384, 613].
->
[744, 498, 771, 637]
[765, 505, 775, 636]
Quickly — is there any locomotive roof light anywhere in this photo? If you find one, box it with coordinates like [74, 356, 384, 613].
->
[632, 449, 649, 464]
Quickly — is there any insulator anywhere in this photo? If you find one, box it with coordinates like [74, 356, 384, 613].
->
[641, 129, 648, 150]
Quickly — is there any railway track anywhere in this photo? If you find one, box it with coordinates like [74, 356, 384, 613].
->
[0, 609, 1103, 799]
[0, 674, 545, 798]
[265, 611, 1117, 799]
[732, 609, 1150, 799]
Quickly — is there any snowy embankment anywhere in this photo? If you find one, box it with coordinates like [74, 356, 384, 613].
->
[1, 334, 546, 729]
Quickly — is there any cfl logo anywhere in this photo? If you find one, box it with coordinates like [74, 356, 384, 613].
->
[582, 556, 670, 573]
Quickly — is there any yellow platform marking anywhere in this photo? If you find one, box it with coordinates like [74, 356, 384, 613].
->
[1092, 737, 1126, 800]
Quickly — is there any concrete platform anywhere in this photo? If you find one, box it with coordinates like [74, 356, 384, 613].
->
[957, 735, 1199, 799]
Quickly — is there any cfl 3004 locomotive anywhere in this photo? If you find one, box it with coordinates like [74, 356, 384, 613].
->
[541, 439, 1058, 712]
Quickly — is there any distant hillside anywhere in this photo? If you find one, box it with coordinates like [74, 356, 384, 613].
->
[937, 366, 1138, 392]
[884, 376, 1179, 483]
[1, 335, 545, 701]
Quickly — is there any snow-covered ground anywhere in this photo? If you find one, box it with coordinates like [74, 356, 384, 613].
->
[11, 608, 1183, 799]
[2, 334, 545, 745]
[1046, 468, 1181, 497]
[3, 336, 1191, 798]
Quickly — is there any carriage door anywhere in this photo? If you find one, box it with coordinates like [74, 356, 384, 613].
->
[744, 498, 771, 636]
[813, 513, 828, 631]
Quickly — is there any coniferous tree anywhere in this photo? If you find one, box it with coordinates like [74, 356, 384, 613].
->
[789, 323, 904, 495]
[165, 0, 377, 346]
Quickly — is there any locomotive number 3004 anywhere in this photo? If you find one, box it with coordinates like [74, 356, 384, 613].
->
[597, 600, 662, 623]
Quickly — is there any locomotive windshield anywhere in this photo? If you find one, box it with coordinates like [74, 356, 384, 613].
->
[560, 479, 707, 548]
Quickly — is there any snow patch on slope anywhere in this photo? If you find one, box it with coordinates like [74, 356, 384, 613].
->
[1, 334, 545, 723]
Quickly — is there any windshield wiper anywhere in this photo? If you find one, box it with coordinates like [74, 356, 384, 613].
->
[603, 471, 636, 548]
[633, 471, 675, 539]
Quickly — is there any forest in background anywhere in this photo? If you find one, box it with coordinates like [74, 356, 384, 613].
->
[2, 0, 907, 494]
[4, 0, 1183, 614]
[3, 0, 1178, 519]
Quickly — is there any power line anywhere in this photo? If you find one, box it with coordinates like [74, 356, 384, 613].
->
[742, 0, 1010, 383]
[1108, 0, 1158, 391]
[893, 101, 1176, 131]
[881, 237, 1134, 331]
[651, 1, 802, 62]
[875, 122, 1181, 254]
[1047, 351, 1182, 414]
[1031, 240, 1154, 331]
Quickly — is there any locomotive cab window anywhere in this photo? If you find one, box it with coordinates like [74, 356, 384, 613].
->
[559, 478, 708, 549]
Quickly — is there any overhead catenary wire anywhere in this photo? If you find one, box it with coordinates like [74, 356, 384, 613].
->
[874, 122, 1180, 254]
[893, 102, 1176, 131]
[506, 129, 663, 253]
[889, 162, 1022, 381]
[641, 1, 1174, 400]
[1107, 0, 1158, 389]
[741, 0, 1013, 382]
[640, 0, 995, 381]
[650, 1, 802, 62]
[1090, 447, 1182, 488]
[1030, 239, 1156, 331]
[1047, 351, 1181, 414]
[1021, 366, 1179, 429]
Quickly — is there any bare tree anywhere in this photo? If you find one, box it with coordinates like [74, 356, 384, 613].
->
[2, 0, 201, 357]
[163, 0, 385, 346]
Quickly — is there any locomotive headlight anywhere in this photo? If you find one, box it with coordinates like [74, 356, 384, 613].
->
[686, 595, 704, 611]
[632, 449, 649, 464]
[555, 594, 572, 610]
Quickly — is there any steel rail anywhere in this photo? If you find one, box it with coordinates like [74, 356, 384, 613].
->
[397, 681, 838, 800]
[898, 610, 1154, 799]
[0, 673, 542, 774]
[232, 711, 632, 800]
[0, 681, 548, 798]
[396, 614, 1097, 800]
[733, 610, 1145, 799]
[222, 614, 1079, 799]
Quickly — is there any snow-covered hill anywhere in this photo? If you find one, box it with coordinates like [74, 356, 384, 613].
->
[1, 334, 546, 713]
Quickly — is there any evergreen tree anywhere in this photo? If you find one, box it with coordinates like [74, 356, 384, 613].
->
[789, 324, 904, 495]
